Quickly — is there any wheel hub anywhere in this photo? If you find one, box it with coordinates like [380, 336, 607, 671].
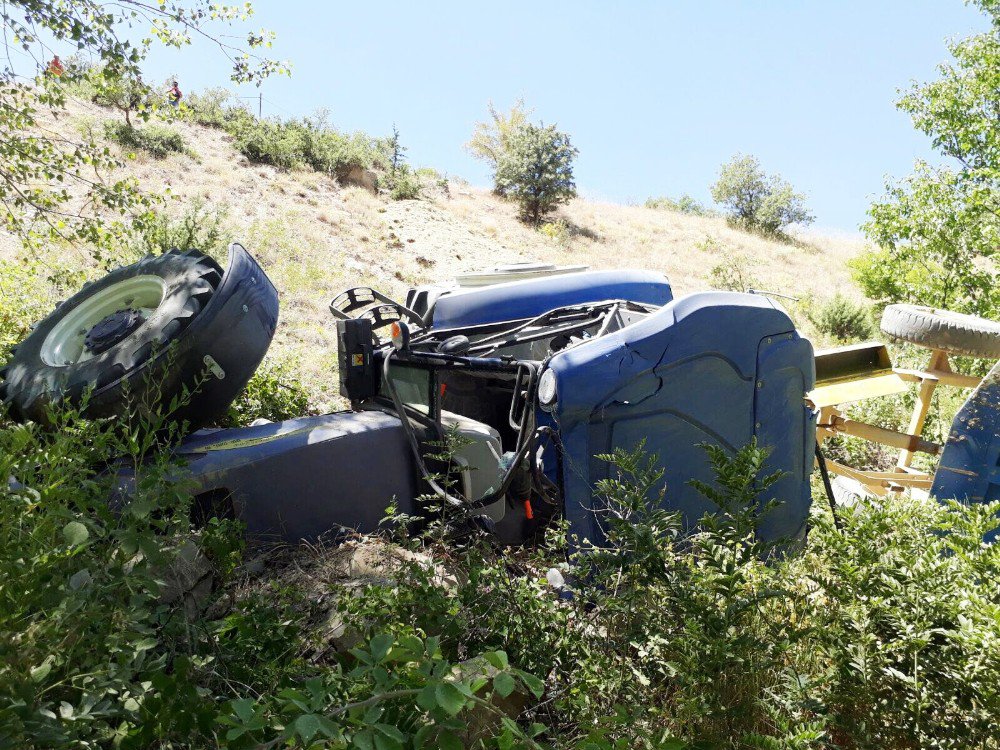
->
[83, 308, 145, 355]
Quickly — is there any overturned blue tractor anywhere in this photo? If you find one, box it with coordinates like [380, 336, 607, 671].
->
[2, 245, 996, 546]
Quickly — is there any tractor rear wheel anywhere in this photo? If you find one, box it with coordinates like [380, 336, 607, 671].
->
[0, 249, 223, 424]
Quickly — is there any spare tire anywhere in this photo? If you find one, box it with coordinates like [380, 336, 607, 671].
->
[0, 243, 278, 430]
[880, 304, 1000, 359]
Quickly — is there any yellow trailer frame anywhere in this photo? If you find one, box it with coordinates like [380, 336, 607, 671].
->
[807, 342, 983, 497]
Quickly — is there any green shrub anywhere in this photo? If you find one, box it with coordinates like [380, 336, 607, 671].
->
[126, 199, 228, 261]
[380, 127, 421, 200]
[386, 165, 422, 200]
[226, 113, 391, 181]
[104, 121, 187, 158]
[336, 439, 1000, 748]
[493, 121, 578, 225]
[645, 194, 716, 216]
[810, 293, 875, 342]
[221, 356, 314, 427]
[709, 252, 761, 291]
[228, 116, 308, 169]
[91, 69, 150, 126]
[695, 234, 724, 253]
[539, 218, 569, 245]
[711, 153, 814, 236]
[6, 389, 1000, 749]
[0, 396, 532, 748]
[186, 87, 239, 129]
[304, 123, 388, 177]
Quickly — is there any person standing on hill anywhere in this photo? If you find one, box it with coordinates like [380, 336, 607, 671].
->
[46, 55, 64, 77]
[167, 80, 182, 108]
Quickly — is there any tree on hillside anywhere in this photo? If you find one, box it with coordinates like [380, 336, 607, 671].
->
[710, 154, 813, 236]
[493, 122, 578, 225]
[465, 99, 531, 195]
[92, 68, 148, 126]
[855, 0, 1000, 316]
[0, 1, 286, 256]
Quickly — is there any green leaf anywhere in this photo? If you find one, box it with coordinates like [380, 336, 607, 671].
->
[369, 633, 394, 662]
[30, 656, 54, 683]
[63, 521, 89, 546]
[317, 715, 342, 740]
[375, 723, 405, 742]
[493, 672, 516, 698]
[133, 637, 158, 652]
[435, 681, 467, 716]
[293, 714, 322, 745]
[484, 650, 509, 669]
[516, 670, 545, 698]
[416, 684, 437, 713]
[374, 724, 404, 750]
[231, 699, 257, 723]
[69, 569, 92, 590]
[438, 730, 462, 750]
[352, 728, 375, 750]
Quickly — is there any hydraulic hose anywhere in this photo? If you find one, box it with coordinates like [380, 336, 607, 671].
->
[814, 441, 843, 531]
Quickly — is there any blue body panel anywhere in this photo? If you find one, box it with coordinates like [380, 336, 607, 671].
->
[430, 270, 673, 328]
[546, 291, 815, 547]
[930, 361, 1000, 537]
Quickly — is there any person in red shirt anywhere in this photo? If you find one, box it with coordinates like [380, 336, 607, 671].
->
[46, 55, 64, 77]
[167, 80, 182, 108]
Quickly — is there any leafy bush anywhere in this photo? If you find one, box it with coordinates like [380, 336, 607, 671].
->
[91, 69, 150, 125]
[186, 87, 239, 129]
[709, 252, 761, 291]
[228, 116, 309, 169]
[539, 219, 569, 245]
[0, 398, 536, 748]
[221, 356, 314, 427]
[127, 199, 228, 260]
[104, 121, 187, 158]
[493, 122, 578, 225]
[711, 153, 814, 236]
[810, 293, 875, 342]
[645, 194, 716, 216]
[339, 441, 1000, 748]
[380, 127, 422, 200]
[385, 164, 422, 200]
[5, 376, 1000, 750]
[695, 234, 725, 253]
[226, 111, 391, 186]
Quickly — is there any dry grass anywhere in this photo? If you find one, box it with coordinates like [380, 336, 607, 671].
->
[1, 101, 868, 408]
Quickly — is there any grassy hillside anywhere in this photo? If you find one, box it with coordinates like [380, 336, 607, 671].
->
[0, 97, 864, 409]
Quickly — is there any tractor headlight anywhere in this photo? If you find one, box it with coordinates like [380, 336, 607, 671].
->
[538, 368, 558, 408]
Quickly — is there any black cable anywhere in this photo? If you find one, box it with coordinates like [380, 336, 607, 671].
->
[815, 441, 843, 531]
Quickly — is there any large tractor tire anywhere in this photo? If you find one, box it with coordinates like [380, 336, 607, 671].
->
[880, 304, 1000, 359]
[0, 243, 278, 430]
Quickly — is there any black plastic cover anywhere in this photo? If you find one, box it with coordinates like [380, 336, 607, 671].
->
[338, 318, 378, 401]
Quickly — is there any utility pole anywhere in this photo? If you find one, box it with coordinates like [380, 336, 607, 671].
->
[258, 92, 262, 118]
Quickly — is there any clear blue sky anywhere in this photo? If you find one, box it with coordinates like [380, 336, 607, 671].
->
[142, 1, 989, 233]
